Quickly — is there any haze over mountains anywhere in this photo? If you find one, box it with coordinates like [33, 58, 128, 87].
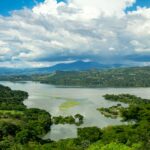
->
[0, 61, 126, 75]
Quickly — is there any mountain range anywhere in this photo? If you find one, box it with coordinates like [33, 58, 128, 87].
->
[0, 61, 125, 75]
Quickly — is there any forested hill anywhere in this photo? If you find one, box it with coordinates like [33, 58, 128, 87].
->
[0, 66, 150, 87]
[34, 66, 150, 87]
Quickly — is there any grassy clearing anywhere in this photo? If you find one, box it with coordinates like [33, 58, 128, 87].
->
[52, 96, 81, 110]
[0, 110, 24, 115]
[52, 96, 76, 101]
[59, 101, 80, 111]
[0, 110, 24, 125]
[0, 118, 23, 125]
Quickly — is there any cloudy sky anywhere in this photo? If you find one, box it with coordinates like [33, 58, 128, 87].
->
[0, 0, 150, 68]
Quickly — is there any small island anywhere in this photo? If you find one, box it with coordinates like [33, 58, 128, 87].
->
[98, 94, 150, 122]
[103, 94, 150, 104]
[97, 104, 123, 119]
[52, 114, 84, 126]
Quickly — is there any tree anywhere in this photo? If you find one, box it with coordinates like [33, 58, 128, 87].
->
[77, 127, 102, 142]
[15, 129, 37, 144]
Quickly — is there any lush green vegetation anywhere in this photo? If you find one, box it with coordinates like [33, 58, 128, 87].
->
[87, 94, 150, 150]
[97, 104, 123, 119]
[98, 94, 150, 119]
[102, 94, 150, 121]
[59, 101, 80, 111]
[0, 84, 52, 149]
[103, 94, 150, 104]
[0, 85, 28, 111]
[53, 114, 84, 126]
[0, 84, 150, 150]
[1, 66, 150, 87]
[88, 142, 142, 150]
[33, 67, 150, 87]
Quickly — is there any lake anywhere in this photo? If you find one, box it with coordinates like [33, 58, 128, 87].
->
[0, 81, 150, 141]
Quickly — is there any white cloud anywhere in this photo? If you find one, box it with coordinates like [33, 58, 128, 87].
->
[0, 0, 149, 68]
[70, 0, 136, 18]
[33, 0, 136, 19]
[33, 0, 61, 15]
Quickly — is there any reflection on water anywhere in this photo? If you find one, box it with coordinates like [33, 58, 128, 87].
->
[44, 124, 77, 141]
[0, 81, 150, 141]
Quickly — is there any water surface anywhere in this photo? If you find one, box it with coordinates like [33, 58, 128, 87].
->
[1, 81, 150, 141]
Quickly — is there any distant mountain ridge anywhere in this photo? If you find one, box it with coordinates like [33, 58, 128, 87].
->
[0, 61, 126, 75]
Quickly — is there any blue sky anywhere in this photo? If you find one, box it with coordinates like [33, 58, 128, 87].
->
[126, 0, 150, 11]
[0, 0, 65, 16]
[0, 0, 44, 16]
[0, 0, 149, 16]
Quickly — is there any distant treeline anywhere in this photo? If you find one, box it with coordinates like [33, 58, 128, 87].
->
[1, 66, 150, 87]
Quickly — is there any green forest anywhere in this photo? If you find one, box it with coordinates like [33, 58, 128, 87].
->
[39, 67, 150, 87]
[0, 84, 150, 150]
[1, 66, 150, 87]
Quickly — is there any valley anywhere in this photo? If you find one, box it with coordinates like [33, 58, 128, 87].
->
[0, 81, 150, 149]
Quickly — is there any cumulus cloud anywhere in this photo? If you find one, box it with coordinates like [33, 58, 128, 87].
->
[0, 0, 150, 68]
[70, 0, 136, 18]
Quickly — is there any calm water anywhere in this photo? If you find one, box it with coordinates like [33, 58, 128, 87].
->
[0, 81, 150, 141]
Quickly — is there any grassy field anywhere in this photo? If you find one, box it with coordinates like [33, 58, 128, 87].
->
[0, 110, 24, 125]
[52, 96, 78, 101]
[0, 118, 23, 125]
[59, 101, 80, 111]
[0, 110, 23, 115]
[0, 110, 24, 115]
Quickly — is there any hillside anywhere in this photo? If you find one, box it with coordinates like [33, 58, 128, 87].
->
[33, 66, 150, 87]
[0, 66, 150, 87]
[0, 61, 123, 75]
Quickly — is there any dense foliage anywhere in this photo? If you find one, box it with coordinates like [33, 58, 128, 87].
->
[0, 85, 28, 110]
[53, 114, 84, 126]
[34, 67, 150, 87]
[97, 104, 123, 119]
[104, 94, 150, 104]
[1, 66, 150, 87]
[97, 94, 150, 150]
[0, 84, 52, 149]
[88, 142, 142, 150]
